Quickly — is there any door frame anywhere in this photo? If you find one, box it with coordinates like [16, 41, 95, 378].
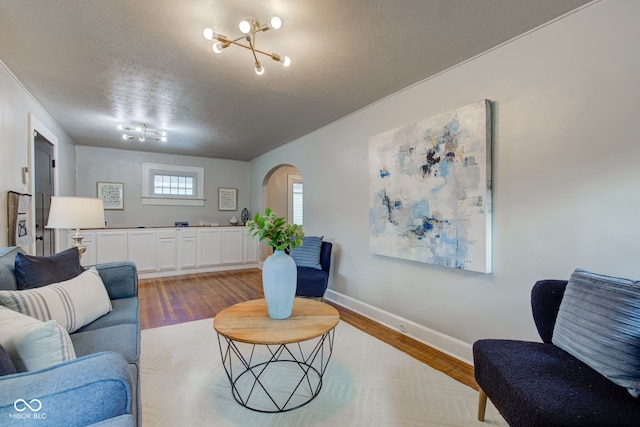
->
[28, 113, 59, 255]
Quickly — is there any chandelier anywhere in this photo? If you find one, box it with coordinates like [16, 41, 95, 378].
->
[203, 16, 291, 75]
[117, 124, 167, 142]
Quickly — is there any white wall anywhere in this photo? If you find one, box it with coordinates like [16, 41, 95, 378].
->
[250, 0, 640, 361]
[76, 146, 250, 228]
[0, 61, 76, 249]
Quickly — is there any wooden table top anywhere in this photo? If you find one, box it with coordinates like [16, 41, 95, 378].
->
[213, 298, 340, 344]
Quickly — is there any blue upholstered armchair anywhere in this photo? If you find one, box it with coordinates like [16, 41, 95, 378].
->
[294, 241, 332, 299]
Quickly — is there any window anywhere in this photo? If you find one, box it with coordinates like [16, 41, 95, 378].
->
[142, 163, 204, 206]
[288, 174, 303, 225]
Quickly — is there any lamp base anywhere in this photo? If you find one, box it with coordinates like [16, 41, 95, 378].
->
[71, 228, 86, 257]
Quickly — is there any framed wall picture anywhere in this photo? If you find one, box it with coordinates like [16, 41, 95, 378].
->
[218, 188, 237, 211]
[97, 182, 124, 210]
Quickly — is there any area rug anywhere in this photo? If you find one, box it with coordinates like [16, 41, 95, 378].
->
[141, 319, 506, 426]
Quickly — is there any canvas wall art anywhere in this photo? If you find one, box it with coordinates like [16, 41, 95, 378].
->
[369, 100, 492, 273]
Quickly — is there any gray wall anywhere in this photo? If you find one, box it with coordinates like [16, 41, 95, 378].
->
[0, 61, 77, 249]
[250, 1, 640, 361]
[76, 146, 250, 228]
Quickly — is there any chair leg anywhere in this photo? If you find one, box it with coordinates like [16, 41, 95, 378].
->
[478, 388, 487, 422]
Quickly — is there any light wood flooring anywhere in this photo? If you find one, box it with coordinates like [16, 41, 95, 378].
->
[138, 268, 477, 390]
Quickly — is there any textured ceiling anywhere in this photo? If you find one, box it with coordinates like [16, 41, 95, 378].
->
[0, 0, 590, 161]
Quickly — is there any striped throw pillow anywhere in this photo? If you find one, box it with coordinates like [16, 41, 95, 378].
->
[552, 268, 640, 397]
[0, 267, 112, 333]
[290, 236, 323, 270]
[0, 306, 76, 372]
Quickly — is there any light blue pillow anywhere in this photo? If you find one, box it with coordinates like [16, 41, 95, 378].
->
[552, 268, 640, 397]
[290, 236, 323, 270]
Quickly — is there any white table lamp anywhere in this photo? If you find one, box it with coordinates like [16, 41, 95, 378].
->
[46, 196, 105, 256]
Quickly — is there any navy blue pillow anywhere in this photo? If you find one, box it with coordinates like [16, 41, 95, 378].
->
[290, 236, 323, 270]
[0, 343, 17, 376]
[15, 247, 84, 290]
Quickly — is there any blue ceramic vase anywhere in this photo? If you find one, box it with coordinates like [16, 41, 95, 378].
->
[262, 250, 297, 319]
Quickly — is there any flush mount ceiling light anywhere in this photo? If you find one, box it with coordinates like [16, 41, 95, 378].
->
[117, 124, 167, 142]
[203, 16, 291, 75]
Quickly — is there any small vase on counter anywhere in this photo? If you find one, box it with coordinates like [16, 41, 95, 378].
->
[229, 215, 238, 225]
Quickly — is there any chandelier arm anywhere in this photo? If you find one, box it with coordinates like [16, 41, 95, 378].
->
[225, 39, 281, 60]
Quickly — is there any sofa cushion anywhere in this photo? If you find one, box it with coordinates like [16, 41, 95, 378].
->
[0, 306, 76, 372]
[15, 247, 84, 289]
[473, 339, 640, 425]
[290, 236, 323, 269]
[75, 298, 139, 332]
[552, 268, 640, 397]
[0, 267, 112, 333]
[0, 246, 23, 291]
[71, 324, 140, 365]
[0, 343, 17, 376]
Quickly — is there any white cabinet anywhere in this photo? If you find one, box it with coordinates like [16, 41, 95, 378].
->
[157, 229, 177, 271]
[127, 230, 157, 273]
[222, 228, 244, 264]
[244, 230, 259, 264]
[177, 229, 198, 270]
[96, 231, 127, 264]
[198, 228, 222, 267]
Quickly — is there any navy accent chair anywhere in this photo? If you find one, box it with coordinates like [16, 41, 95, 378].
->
[295, 241, 332, 299]
[473, 279, 640, 426]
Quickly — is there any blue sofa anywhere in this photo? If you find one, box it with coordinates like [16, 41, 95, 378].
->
[0, 246, 140, 427]
[473, 279, 640, 426]
[295, 241, 332, 298]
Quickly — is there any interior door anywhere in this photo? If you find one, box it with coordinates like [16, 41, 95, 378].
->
[34, 132, 55, 256]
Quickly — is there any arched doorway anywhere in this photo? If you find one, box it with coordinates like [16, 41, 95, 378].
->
[259, 164, 302, 261]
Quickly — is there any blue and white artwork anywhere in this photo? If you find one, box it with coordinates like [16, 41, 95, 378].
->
[369, 100, 492, 273]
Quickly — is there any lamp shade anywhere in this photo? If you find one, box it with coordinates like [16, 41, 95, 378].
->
[46, 197, 106, 229]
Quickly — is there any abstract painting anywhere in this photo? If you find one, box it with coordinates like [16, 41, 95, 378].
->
[369, 100, 492, 273]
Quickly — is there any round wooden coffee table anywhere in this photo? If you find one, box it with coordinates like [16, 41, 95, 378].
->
[213, 298, 340, 412]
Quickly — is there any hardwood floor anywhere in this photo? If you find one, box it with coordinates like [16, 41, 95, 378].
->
[138, 268, 477, 390]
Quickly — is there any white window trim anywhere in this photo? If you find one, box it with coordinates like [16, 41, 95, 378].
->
[142, 162, 205, 206]
[287, 174, 303, 225]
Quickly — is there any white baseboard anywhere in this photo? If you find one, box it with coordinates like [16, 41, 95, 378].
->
[137, 264, 259, 279]
[324, 289, 473, 365]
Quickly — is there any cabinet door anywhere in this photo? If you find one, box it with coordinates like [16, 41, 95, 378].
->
[222, 228, 244, 264]
[177, 229, 198, 270]
[128, 230, 157, 273]
[157, 230, 177, 271]
[96, 231, 128, 264]
[244, 231, 259, 264]
[198, 228, 222, 267]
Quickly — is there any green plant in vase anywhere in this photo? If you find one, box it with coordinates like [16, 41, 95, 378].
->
[245, 208, 304, 253]
[245, 208, 304, 319]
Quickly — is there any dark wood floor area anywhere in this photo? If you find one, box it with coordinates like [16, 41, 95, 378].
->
[138, 268, 477, 390]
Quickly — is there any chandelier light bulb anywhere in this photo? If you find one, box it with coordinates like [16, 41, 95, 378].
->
[135, 126, 142, 133]
[212, 43, 224, 54]
[139, 136, 145, 142]
[239, 20, 251, 34]
[270, 16, 282, 30]
[117, 124, 123, 130]
[122, 134, 128, 140]
[161, 136, 167, 142]
[282, 56, 291, 67]
[203, 27, 214, 41]
[255, 64, 265, 75]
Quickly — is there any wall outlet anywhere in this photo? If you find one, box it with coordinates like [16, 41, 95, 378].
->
[399, 323, 408, 333]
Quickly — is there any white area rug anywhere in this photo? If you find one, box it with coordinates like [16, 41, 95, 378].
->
[141, 319, 506, 426]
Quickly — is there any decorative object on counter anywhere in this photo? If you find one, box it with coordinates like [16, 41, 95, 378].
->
[175, 222, 189, 227]
[229, 215, 238, 226]
[241, 207, 249, 225]
[245, 208, 304, 319]
[46, 197, 105, 257]
[97, 182, 124, 210]
[218, 188, 237, 211]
